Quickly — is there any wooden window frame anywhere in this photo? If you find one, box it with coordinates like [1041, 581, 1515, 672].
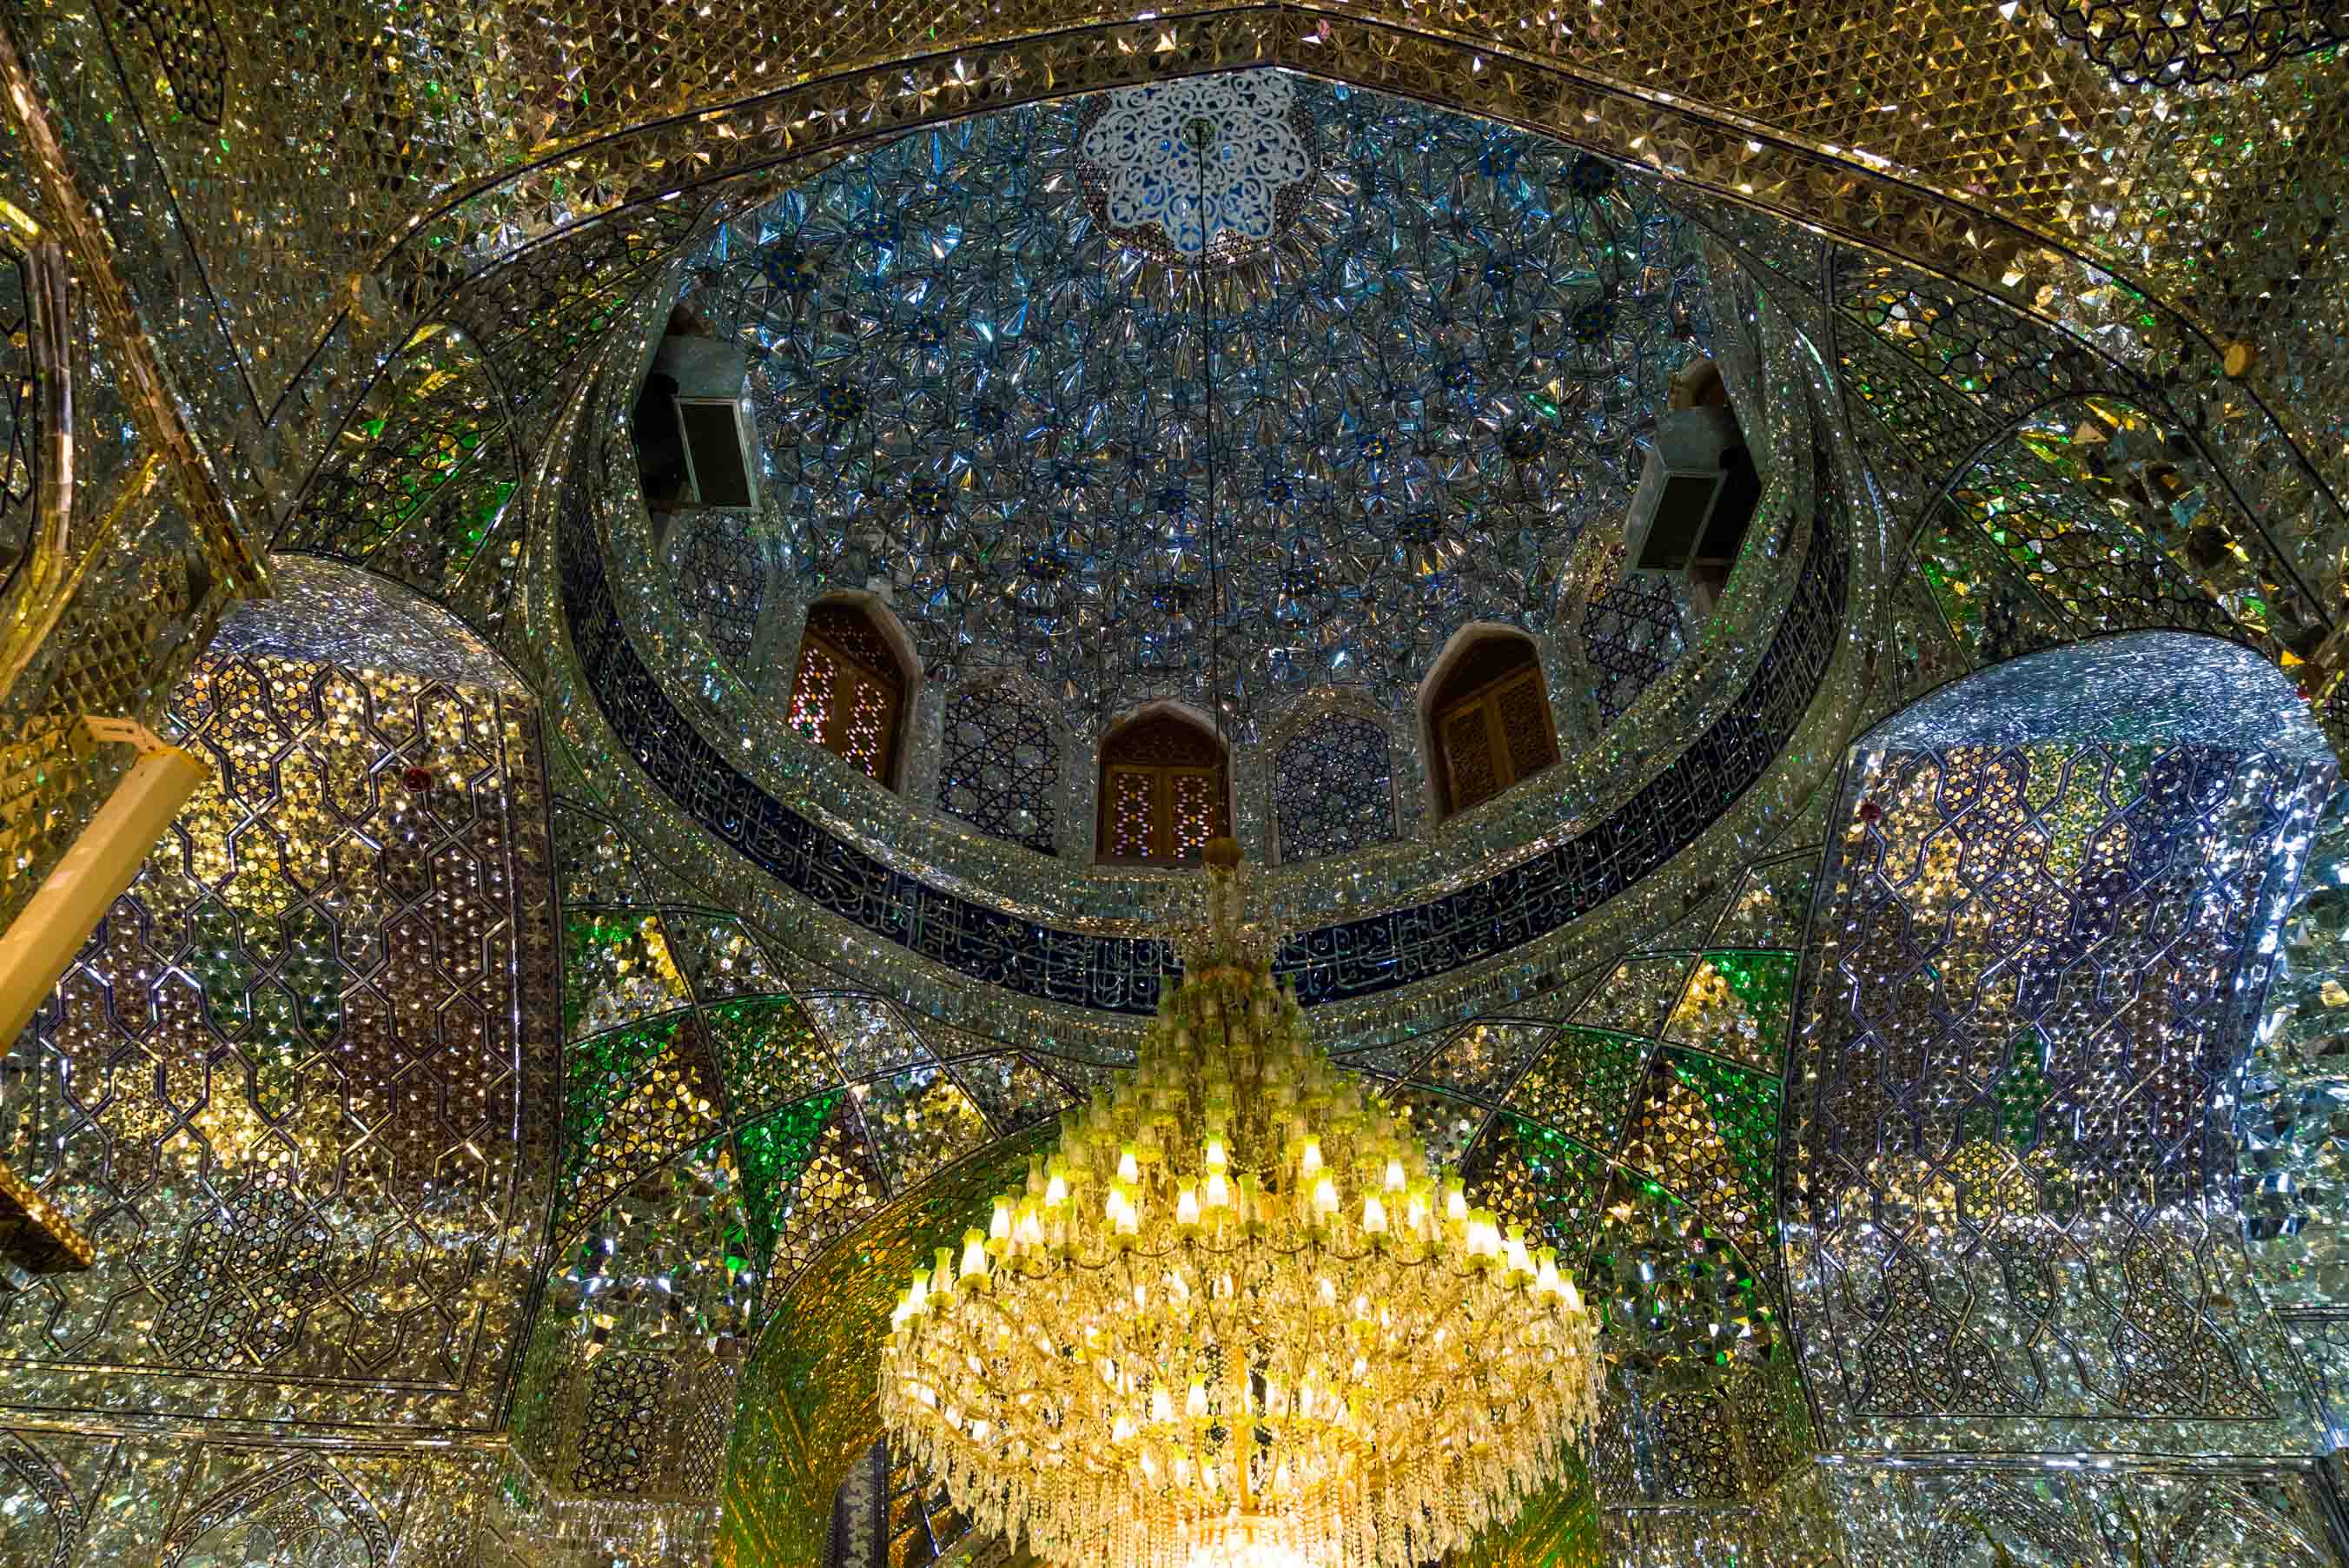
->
[787, 606, 908, 790]
[1095, 717, 1230, 865]
[1432, 650, 1560, 819]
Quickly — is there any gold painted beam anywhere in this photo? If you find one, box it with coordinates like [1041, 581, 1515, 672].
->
[0, 716, 207, 1274]
[0, 1159, 89, 1275]
[0, 717, 207, 1050]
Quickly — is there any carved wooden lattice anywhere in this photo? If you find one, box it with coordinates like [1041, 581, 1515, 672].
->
[1432, 638, 1559, 817]
[1095, 713, 1227, 863]
[790, 604, 907, 785]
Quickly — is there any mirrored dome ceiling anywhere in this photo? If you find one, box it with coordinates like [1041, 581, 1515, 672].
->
[682, 73, 1716, 732]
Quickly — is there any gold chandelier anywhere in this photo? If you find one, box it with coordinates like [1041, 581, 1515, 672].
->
[880, 842, 1600, 1568]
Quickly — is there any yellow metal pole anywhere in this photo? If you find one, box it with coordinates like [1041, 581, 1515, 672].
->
[0, 718, 204, 1273]
[0, 718, 206, 1048]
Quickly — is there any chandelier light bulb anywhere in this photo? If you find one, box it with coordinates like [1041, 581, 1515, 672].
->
[879, 843, 1600, 1568]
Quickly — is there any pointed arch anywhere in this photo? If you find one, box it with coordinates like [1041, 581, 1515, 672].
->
[1095, 702, 1230, 865]
[786, 592, 918, 791]
[162, 1458, 391, 1567]
[1784, 632, 2332, 1443]
[6, 548, 557, 1424]
[1419, 623, 1561, 823]
[0, 1432, 82, 1568]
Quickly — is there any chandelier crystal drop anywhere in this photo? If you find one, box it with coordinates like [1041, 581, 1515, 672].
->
[879, 841, 1601, 1568]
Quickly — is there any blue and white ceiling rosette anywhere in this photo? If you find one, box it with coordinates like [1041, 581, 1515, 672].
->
[1077, 74, 1318, 263]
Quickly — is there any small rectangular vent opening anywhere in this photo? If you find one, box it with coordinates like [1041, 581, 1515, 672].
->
[1636, 473, 1724, 572]
[1621, 395, 1759, 619]
[676, 397, 758, 512]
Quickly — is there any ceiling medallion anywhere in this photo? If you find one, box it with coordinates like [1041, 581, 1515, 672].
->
[1077, 73, 1320, 265]
[880, 843, 1600, 1568]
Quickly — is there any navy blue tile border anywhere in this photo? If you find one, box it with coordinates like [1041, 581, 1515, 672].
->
[559, 460, 1844, 1015]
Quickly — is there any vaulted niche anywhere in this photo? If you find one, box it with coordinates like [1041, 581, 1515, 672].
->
[1096, 709, 1230, 865]
[787, 600, 911, 790]
[1425, 631, 1561, 819]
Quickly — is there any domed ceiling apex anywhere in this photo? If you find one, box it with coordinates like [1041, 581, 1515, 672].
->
[682, 73, 1716, 735]
[1075, 72, 1319, 265]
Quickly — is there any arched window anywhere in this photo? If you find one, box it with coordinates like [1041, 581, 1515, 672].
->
[937, 685, 1059, 854]
[787, 601, 909, 787]
[1273, 713, 1396, 863]
[1426, 633, 1559, 819]
[1097, 711, 1229, 864]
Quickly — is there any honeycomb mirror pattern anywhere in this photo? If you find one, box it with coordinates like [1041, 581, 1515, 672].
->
[0, 561, 558, 1431]
[1788, 637, 2335, 1452]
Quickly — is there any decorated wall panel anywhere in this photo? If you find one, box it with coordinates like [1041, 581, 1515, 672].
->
[2242, 779, 2349, 1468]
[671, 509, 770, 671]
[1572, 540, 1692, 729]
[2243, 783, 2349, 1312]
[500, 1127, 752, 1565]
[0, 560, 558, 1432]
[0, 1432, 506, 1566]
[934, 685, 1061, 857]
[1783, 634, 2335, 1460]
[1819, 1461, 2339, 1567]
[273, 325, 524, 616]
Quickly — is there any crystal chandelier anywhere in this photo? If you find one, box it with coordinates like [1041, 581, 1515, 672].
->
[880, 841, 1601, 1568]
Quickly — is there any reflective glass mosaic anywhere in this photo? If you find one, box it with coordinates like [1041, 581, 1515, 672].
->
[1270, 711, 1396, 862]
[1576, 542, 1689, 726]
[684, 77, 1711, 733]
[273, 324, 524, 613]
[675, 509, 768, 668]
[0, 574, 557, 1431]
[9, 0, 2349, 1549]
[0, 236, 38, 603]
[1788, 634, 2334, 1453]
[562, 464, 1843, 1009]
[935, 685, 1059, 856]
[2245, 783, 2349, 1345]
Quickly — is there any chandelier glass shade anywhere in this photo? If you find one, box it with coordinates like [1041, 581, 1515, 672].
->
[880, 844, 1601, 1568]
